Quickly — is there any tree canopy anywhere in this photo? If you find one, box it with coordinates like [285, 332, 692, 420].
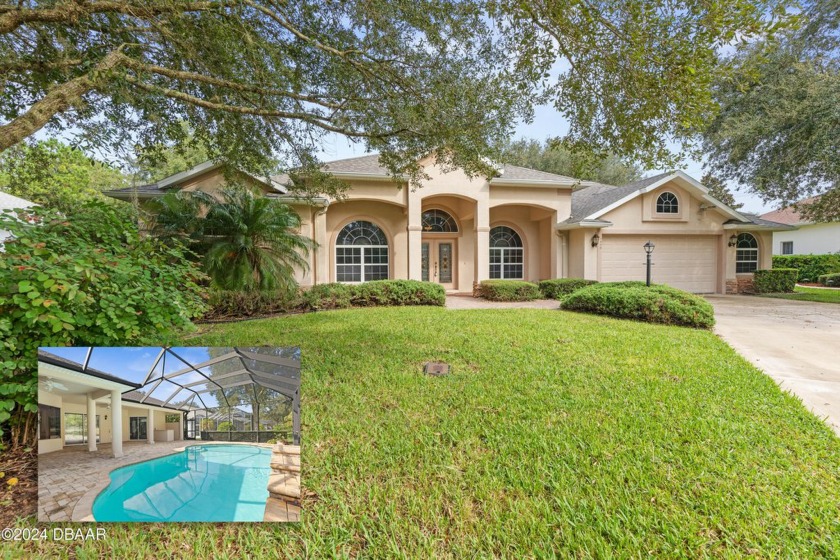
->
[703, 1, 840, 221]
[0, 139, 126, 212]
[497, 138, 642, 185]
[700, 172, 743, 210]
[0, 1, 792, 193]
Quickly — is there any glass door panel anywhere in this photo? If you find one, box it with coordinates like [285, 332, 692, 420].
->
[64, 413, 85, 445]
[438, 243, 453, 284]
[421, 243, 430, 282]
[129, 417, 148, 440]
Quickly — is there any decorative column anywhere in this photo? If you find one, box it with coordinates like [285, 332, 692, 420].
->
[110, 389, 123, 458]
[313, 207, 329, 285]
[147, 408, 155, 444]
[407, 190, 423, 280]
[86, 394, 97, 452]
[475, 198, 490, 284]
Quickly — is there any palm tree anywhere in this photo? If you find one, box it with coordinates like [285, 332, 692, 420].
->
[148, 187, 314, 292]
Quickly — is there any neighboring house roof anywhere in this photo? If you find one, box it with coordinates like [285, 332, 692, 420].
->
[103, 161, 287, 201]
[759, 196, 821, 225]
[0, 190, 35, 210]
[562, 170, 792, 231]
[37, 350, 141, 389]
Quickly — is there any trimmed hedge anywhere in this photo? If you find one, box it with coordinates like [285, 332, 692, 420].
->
[773, 254, 840, 282]
[205, 289, 300, 319]
[753, 269, 798, 293]
[303, 280, 445, 311]
[561, 281, 715, 329]
[479, 280, 541, 301]
[818, 273, 840, 287]
[538, 278, 598, 299]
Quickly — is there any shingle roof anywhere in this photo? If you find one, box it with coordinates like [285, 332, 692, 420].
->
[618, 171, 674, 191]
[274, 155, 585, 184]
[494, 164, 580, 183]
[567, 183, 638, 222]
[759, 196, 820, 225]
[727, 213, 797, 230]
[321, 154, 390, 175]
[0, 190, 35, 210]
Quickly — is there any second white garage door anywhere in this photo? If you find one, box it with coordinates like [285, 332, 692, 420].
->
[600, 235, 719, 293]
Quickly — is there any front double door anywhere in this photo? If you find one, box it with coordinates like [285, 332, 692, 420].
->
[421, 239, 456, 290]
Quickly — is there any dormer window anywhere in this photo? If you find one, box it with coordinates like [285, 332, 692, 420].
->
[656, 192, 679, 214]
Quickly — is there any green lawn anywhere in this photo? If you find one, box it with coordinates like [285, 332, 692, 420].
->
[17, 308, 840, 558]
[759, 285, 840, 304]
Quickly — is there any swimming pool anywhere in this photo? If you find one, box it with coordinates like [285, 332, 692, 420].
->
[92, 444, 272, 522]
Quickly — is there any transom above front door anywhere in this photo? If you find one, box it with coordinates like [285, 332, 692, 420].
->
[422, 239, 456, 290]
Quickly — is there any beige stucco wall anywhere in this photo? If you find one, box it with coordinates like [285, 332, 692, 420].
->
[567, 229, 600, 280]
[325, 199, 409, 281]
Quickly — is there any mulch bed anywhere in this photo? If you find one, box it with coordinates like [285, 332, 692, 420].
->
[0, 446, 37, 526]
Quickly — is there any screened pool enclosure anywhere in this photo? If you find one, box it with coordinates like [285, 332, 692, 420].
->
[40, 346, 300, 445]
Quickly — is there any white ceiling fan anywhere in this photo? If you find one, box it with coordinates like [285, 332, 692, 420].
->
[42, 377, 69, 392]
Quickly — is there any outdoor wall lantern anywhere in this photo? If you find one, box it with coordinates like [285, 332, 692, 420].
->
[728, 234, 738, 247]
[591, 234, 601, 247]
[643, 240, 655, 286]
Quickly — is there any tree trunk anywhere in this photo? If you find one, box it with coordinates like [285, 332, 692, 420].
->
[0, 50, 123, 152]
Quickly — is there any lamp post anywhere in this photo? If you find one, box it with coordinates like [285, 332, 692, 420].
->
[643, 241, 655, 286]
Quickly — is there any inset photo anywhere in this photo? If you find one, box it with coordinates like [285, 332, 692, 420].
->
[37, 346, 300, 523]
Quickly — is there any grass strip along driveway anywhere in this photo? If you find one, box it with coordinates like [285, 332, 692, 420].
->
[759, 285, 840, 304]
[16, 308, 840, 558]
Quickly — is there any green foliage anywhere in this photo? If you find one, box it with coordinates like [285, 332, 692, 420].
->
[302, 280, 445, 311]
[818, 273, 840, 287]
[700, 172, 743, 210]
[496, 138, 642, 185]
[205, 289, 300, 320]
[165, 414, 181, 423]
[753, 269, 798, 293]
[479, 280, 541, 302]
[216, 421, 234, 432]
[301, 283, 353, 311]
[702, 2, 840, 220]
[758, 285, 840, 304]
[538, 278, 598, 299]
[0, 140, 126, 212]
[1, 1, 793, 189]
[772, 254, 840, 282]
[562, 282, 715, 329]
[0, 201, 207, 446]
[148, 188, 314, 292]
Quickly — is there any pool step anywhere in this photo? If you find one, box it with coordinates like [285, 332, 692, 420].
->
[264, 443, 302, 522]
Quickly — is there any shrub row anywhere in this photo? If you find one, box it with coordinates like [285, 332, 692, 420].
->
[818, 273, 840, 287]
[478, 280, 541, 301]
[561, 281, 715, 329]
[538, 278, 598, 299]
[206, 280, 446, 317]
[302, 280, 445, 310]
[773, 254, 840, 282]
[753, 269, 798, 293]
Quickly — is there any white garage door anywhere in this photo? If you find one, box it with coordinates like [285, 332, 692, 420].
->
[600, 235, 719, 293]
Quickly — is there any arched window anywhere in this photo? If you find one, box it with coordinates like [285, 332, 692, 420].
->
[735, 233, 759, 273]
[656, 192, 679, 214]
[336, 221, 388, 282]
[489, 226, 524, 279]
[421, 209, 458, 232]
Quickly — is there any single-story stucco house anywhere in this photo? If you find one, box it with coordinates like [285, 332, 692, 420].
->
[105, 155, 794, 294]
[760, 196, 840, 256]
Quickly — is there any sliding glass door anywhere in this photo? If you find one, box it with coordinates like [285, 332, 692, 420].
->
[63, 413, 100, 445]
[129, 417, 148, 440]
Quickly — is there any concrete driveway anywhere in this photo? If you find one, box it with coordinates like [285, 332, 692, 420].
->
[707, 295, 840, 436]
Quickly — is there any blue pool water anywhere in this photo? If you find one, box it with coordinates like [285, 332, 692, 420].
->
[92, 444, 272, 522]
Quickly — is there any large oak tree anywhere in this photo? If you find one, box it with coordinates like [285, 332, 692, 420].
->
[703, 1, 840, 221]
[1, 1, 789, 193]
